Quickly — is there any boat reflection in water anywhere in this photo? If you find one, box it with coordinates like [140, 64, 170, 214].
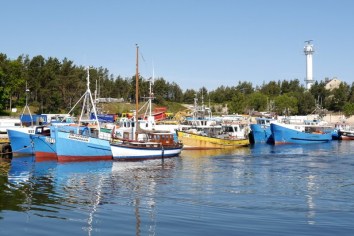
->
[7, 156, 35, 186]
[181, 147, 250, 159]
[111, 159, 176, 236]
[2, 141, 354, 235]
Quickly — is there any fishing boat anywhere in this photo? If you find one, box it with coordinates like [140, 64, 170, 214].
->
[30, 125, 86, 161]
[338, 129, 354, 140]
[138, 74, 179, 136]
[30, 126, 56, 161]
[249, 117, 277, 144]
[53, 67, 112, 162]
[176, 94, 225, 149]
[111, 44, 182, 161]
[333, 124, 354, 140]
[177, 117, 250, 150]
[6, 85, 41, 156]
[270, 119, 333, 144]
[111, 130, 183, 161]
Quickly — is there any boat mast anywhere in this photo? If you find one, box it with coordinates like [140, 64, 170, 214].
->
[135, 44, 139, 140]
[71, 67, 100, 134]
[149, 67, 154, 118]
[20, 82, 33, 126]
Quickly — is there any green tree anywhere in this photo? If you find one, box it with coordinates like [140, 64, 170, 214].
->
[246, 92, 268, 112]
[168, 82, 183, 102]
[327, 82, 350, 112]
[6, 56, 27, 110]
[183, 89, 197, 104]
[260, 81, 281, 97]
[309, 81, 329, 109]
[297, 91, 316, 115]
[281, 79, 304, 94]
[153, 78, 169, 101]
[343, 102, 354, 117]
[348, 82, 354, 103]
[228, 91, 247, 114]
[274, 94, 298, 115]
[236, 81, 253, 94]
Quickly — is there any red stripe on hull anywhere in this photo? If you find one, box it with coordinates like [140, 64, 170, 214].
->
[35, 152, 57, 162]
[274, 141, 292, 145]
[57, 155, 112, 162]
[340, 136, 354, 140]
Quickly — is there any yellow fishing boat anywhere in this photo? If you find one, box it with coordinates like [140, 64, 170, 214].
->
[177, 117, 250, 149]
[177, 128, 250, 150]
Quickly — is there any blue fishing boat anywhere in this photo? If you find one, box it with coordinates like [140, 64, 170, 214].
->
[8, 115, 75, 156]
[55, 126, 112, 162]
[6, 84, 38, 156]
[270, 120, 333, 144]
[249, 117, 276, 144]
[53, 67, 112, 162]
[30, 125, 78, 161]
[30, 126, 56, 161]
[6, 127, 36, 155]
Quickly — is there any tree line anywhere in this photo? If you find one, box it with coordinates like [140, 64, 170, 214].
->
[1, 53, 354, 117]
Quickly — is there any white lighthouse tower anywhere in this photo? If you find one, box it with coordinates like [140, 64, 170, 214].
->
[304, 40, 314, 90]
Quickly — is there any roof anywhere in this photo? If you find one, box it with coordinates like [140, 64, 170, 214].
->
[325, 78, 342, 91]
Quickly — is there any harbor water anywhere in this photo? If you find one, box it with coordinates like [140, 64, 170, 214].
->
[1, 141, 354, 235]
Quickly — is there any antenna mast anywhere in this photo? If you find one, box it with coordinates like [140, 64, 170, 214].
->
[135, 44, 139, 140]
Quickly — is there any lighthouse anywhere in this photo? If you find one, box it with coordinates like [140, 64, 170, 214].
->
[304, 40, 314, 90]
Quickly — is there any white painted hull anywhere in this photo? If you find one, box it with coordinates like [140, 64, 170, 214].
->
[111, 142, 182, 161]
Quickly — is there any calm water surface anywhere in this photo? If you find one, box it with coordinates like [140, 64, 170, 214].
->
[1, 141, 354, 235]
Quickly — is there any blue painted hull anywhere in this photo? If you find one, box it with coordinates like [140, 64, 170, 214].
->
[271, 123, 332, 144]
[250, 124, 273, 144]
[331, 129, 340, 140]
[7, 128, 34, 155]
[31, 134, 57, 161]
[55, 128, 112, 162]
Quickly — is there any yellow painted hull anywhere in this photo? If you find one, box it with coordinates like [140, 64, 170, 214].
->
[177, 131, 249, 150]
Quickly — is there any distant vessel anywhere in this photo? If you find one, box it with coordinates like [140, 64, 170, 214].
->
[177, 116, 250, 150]
[333, 124, 354, 140]
[271, 120, 333, 144]
[249, 117, 276, 144]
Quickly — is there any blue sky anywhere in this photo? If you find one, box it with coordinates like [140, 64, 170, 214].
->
[1, 0, 354, 91]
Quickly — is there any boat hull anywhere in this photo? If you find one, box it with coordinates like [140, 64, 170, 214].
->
[249, 124, 273, 144]
[338, 130, 354, 140]
[177, 131, 249, 150]
[111, 142, 182, 161]
[7, 128, 35, 155]
[55, 129, 112, 162]
[271, 123, 332, 144]
[31, 134, 57, 161]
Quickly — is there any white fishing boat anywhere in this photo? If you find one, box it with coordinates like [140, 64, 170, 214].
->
[111, 45, 182, 161]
